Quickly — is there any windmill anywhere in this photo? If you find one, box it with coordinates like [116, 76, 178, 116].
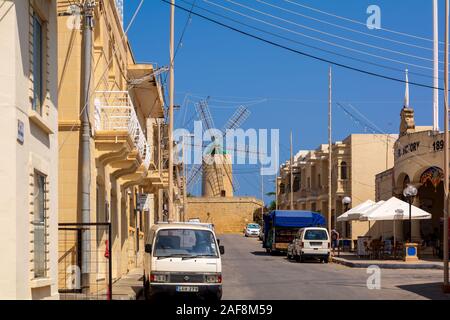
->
[186, 99, 251, 197]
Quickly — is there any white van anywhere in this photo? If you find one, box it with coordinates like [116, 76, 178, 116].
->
[291, 227, 330, 263]
[143, 223, 224, 300]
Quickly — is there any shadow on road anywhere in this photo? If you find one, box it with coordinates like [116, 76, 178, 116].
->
[250, 251, 270, 256]
[397, 282, 450, 300]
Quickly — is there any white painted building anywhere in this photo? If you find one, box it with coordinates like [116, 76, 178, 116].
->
[0, 0, 59, 299]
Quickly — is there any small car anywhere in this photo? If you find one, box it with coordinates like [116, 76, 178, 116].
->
[244, 223, 261, 237]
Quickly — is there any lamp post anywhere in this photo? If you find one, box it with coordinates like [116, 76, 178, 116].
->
[403, 184, 418, 243]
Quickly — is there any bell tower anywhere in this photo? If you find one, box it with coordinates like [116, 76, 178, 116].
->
[399, 69, 416, 136]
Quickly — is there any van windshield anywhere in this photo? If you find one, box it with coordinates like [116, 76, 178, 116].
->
[304, 230, 328, 241]
[154, 229, 218, 258]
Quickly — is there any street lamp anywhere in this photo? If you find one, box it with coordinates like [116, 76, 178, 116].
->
[342, 196, 352, 212]
[403, 184, 418, 243]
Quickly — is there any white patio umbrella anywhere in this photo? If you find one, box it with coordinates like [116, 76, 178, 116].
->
[359, 197, 431, 242]
[337, 200, 376, 222]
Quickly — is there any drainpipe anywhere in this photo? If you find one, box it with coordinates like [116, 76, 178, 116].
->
[80, 1, 95, 291]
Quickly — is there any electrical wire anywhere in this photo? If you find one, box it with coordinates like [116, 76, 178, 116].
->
[256, 0, 442, 54]
[59, 0, 146, 152]
[174, 0, 434, 80]
[162, 0, 442, 90]
[219, 0, 439, 65]
[204, 0, 438, 72]
[284, 0, 443, 45]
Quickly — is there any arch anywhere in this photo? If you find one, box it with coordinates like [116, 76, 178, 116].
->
[419, 166, 444, 190]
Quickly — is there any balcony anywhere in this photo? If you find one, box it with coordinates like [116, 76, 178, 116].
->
[94, 91, 151, 169]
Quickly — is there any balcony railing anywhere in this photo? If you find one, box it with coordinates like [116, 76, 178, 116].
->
[94, 91, 151, 169]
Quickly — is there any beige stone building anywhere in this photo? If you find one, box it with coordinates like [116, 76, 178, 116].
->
[278, 134, 396, 241]
[186, 197, 263, 234]
[375, 99, 445, 243]
[0, 0, 59, 299]
[57, 0, 170, 294]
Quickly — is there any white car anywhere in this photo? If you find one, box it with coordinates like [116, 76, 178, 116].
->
[143, 223, 224, 301]
[244, 223, 261, 237]
[291, 227, 330, 263]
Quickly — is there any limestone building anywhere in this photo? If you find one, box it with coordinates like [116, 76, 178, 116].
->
[57, 0, 168, 294]
[278, 134, 397, 241]
[375, 77, 445, 244]
[186, 146, 262, 234]
[0, 0, 59, 299]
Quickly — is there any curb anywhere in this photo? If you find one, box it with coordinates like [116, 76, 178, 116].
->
[332, 257, 443, 270]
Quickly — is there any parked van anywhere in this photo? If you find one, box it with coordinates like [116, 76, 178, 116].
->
[291, 227, 330, 263]
[143, 223, 225, 300]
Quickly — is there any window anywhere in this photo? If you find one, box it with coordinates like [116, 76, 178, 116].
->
[293, 176, 300, 192]
[32, 13, 44, 114]
[33, 171, 47, 278]
[220, 190, 226, 197]
[318, 174, 321, 188]
[279, 183, 285, 194]
[340, 161, 348, 180]
[304, 229, 328, 241]
[154, 229, 218, 258]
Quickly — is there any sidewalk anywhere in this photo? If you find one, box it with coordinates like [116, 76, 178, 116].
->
[102, 268, 144, 300]
[331, 252, 444, 270]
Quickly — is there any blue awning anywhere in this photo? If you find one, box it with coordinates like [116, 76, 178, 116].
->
[264, 210, 326, 228]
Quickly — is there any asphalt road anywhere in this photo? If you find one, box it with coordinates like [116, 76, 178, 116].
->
[219, 234, 450, 300]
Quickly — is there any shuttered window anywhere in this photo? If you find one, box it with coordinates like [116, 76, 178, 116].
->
[32, 13, 43, 114]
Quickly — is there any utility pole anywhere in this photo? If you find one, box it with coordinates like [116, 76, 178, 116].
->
[434, 0, 440, 132]
[328, 66, 333, 235]
[290, 131, 294, 210]
[261, 172, 264, 221]
[168, 0, 175, 222]
[444, 0, 450, 293]
[80, 0, 95, 291]
[275, 171, 279, 210]
[182, 135, 187, 222]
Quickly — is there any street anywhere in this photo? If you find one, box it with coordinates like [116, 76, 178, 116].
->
[220, 234, 450, 300]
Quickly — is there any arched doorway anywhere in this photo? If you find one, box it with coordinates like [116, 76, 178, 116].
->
[417, 166, 444, 246]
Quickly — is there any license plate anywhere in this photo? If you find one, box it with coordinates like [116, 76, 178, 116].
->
[176, 286, 199, 292]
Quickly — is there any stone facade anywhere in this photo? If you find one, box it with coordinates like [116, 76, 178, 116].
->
[0, 0, 59, 299]
[278, 134, 397, 241]
[186, 197, 263, 234]
[57, 0, 167, 294]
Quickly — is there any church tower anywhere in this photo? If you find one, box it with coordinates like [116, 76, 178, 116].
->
[399, 69, 416, 136]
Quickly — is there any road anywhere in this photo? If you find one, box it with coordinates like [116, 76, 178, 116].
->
[220, 234, 450, 300]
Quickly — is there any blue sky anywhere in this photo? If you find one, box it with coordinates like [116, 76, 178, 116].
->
[125, 0, 444, 204]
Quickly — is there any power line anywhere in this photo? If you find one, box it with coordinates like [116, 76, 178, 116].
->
[162, 0, 442, 90]
[256, 0, 441, 54]
[202, 0, 437, 73]
[178, 0, 436, 80]
[284, 0, 443, 45]
[218, 0, 439, 66]
[59, 0, 146, 151]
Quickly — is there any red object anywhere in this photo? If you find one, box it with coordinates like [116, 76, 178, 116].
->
[104, 240, 110, 259]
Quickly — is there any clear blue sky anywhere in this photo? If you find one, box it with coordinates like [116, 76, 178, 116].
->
[125, 0, 444, 204]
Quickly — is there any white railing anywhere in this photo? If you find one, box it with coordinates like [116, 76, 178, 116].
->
[94, 91, 151, 169]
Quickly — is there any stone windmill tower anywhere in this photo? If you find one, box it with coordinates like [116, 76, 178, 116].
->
[187, 100, 250, 197]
